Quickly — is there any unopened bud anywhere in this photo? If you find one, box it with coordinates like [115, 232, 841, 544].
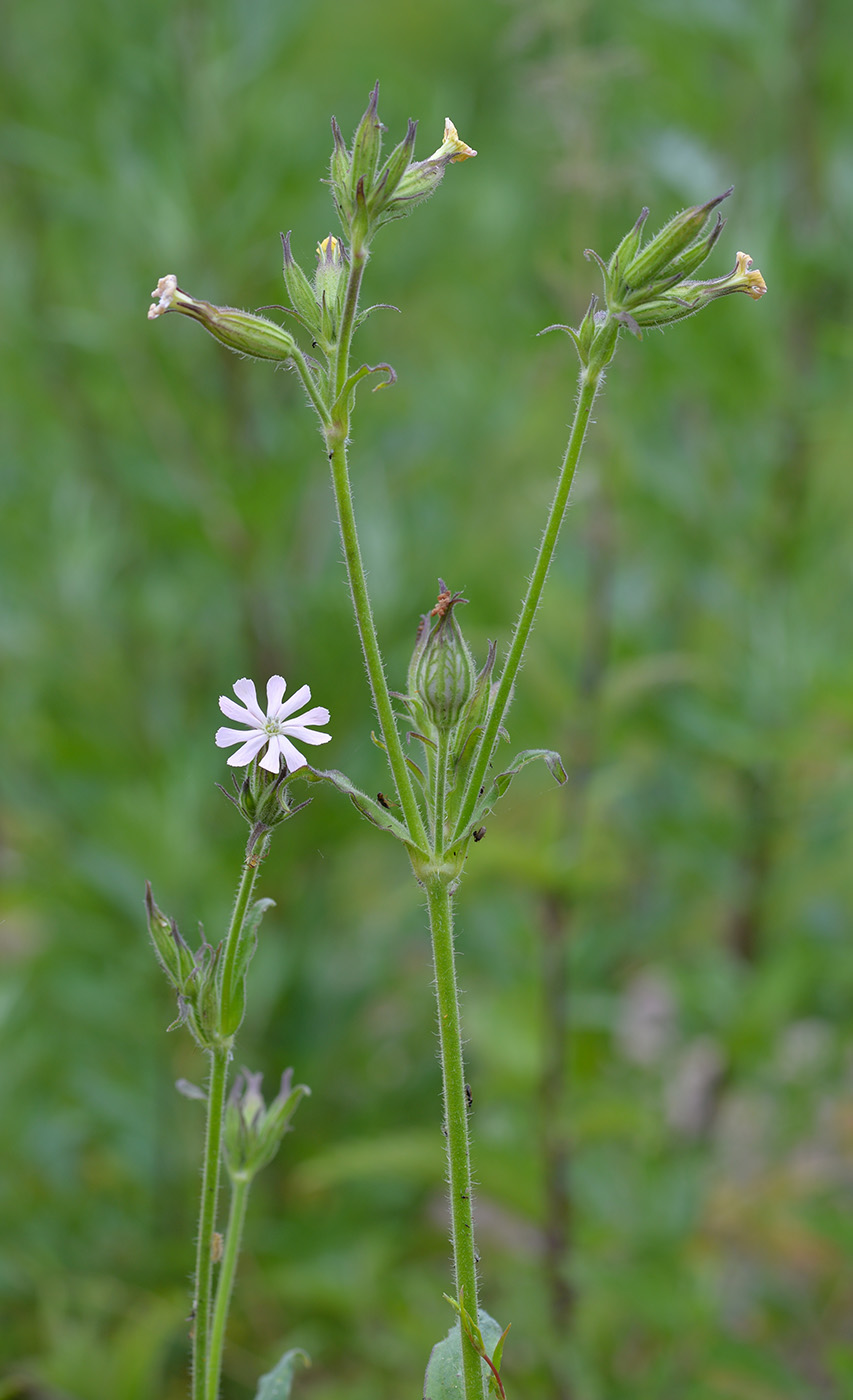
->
[314, 235, 347, 325]
[145, 882, 195, 988]
[412, 581, 475, 732]
[622, 188, 733, 290]
[349, 82, 384, 199]
[224, 1068, 310, 1181]
[148, 276, 297, 363]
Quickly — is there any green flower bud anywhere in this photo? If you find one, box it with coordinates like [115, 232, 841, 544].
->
[281, 232, 322, 335]
[314, 234, 347, 335]
[224, 1069, 310, 1181]
[607, 206, 648, 280]
[329, 115, 353, 225]
[148, 276, 297, 362]
[370, 119, 418, 216]
[349, 82, 384, 201]
[412, 581, 476, 733]
[621, 187, 733, 290]
[145, 882, 195, 988]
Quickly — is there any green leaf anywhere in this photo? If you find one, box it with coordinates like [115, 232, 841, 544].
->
[424, 1312, 504, 1400]
[254, 1348, 310, 1400]
[462, 747, 567, 837]
[304, 766, 414, 845]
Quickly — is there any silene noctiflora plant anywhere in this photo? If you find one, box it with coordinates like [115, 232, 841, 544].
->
[145, 83, 766, 1400]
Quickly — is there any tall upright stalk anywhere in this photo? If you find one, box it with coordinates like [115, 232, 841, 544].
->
[454, 369, 601, 842]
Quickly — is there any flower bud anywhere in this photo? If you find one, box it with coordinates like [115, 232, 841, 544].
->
[148, 276, 297, 362]
[621, 188, 733, 290]
[281, 233, 322, 335]
[145, 882, 196, 988]
[224, 1068, 310, 1181]
[314, 235, 347, 329]
[349, 82, 384, 200]
[412, 581, 476, 732]
[329, 115, 353, 225]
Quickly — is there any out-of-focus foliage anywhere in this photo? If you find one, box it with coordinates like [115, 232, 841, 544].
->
[2, 0, 853, 1396]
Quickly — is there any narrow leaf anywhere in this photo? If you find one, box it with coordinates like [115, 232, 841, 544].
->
[304, 767, 414, 844]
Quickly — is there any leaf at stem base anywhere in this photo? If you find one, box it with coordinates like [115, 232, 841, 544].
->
[254, 1347, 310, 1399]
[424, 1312, 504, 1399]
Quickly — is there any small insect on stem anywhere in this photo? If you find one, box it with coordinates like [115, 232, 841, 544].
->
[211, 1232, 223, 1263]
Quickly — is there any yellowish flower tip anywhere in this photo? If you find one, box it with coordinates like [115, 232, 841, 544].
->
[428, 117, 477, 164]
[736, 251, 768, 300]
[317, 234, 341, 259]
[148, 274, 179, 319]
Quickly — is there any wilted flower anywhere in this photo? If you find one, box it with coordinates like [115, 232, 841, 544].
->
[148, 275, 297, 362]
[215, 676, 331, 773]
[426, 118, 477, 166]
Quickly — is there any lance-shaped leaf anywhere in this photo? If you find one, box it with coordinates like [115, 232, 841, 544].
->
[301, 766, 415, 845]
[254, 1348, 310, 1400]
[459, 747, 567, 840]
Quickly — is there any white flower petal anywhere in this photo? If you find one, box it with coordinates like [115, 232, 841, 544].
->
[219, 695, 261, 726]
[287, 705, 330, 729]
[266, 675, 287, 713]
[215, 725, 257, 748]
[232, 678, 265, 723]
[283, 725, 331, 746]
[277, 736, 308, 771]
[276, 684, 312, 721]
[226, 733, 268, 766]
[258, 736, 282, 772]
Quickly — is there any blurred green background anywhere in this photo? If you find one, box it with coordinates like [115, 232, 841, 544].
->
[3, 0, 853, 1396]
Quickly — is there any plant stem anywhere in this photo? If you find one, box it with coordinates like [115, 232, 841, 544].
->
[206, 1173, 252, 1400]
[220, 839, 267, 1017]
[426, 876, 484, 1400]
[324, 246, 428, 849]
[453, 369, 601, 842]
[193, 845, 263, 1400]
[193, 1047, 228, 1400]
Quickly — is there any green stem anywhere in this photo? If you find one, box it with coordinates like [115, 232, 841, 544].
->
[219, 839, 267, 1017]
[453, 369, 601, 842]
[327, 435, 427, 847]
[433, 730, 450, 850]
[206, 1172, 252, 1400]
[323, 245, 428, 848]
[193, 843, 264, 1399]
[192, 1048, 228, 1400]
[426, 877, 484, 1400]
[291, 346, 331, 427]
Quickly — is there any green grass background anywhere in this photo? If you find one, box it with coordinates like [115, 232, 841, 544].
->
[3, 0, 853, 1396]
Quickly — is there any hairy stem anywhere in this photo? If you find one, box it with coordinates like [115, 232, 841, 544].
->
[193, 844, 263, 1399]
[453, 369, 601, 841]
[206, 1173, 252, 1400]
[193, 1048, 228, 1400]
[426, 877, 483, 1400]
[324, 246, 428, 847]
